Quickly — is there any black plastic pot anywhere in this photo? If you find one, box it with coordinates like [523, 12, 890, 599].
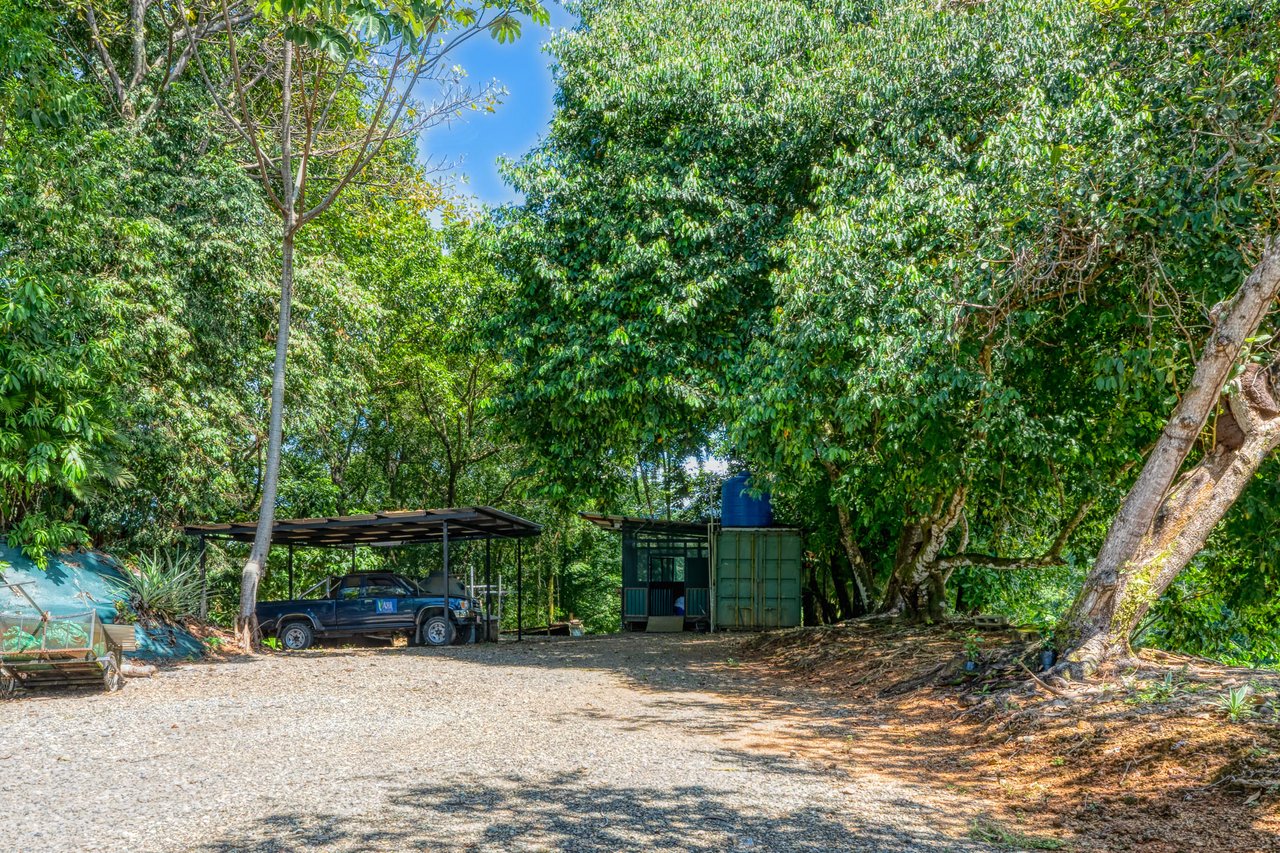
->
[1040, 649, 1056, 671]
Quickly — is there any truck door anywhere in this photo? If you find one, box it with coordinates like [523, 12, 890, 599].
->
[362, 575, 415, 631]
[331, 576, 369, 629]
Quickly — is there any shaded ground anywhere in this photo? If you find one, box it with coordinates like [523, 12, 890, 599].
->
[3, 634, 1006, 852]
[744, 622, 1280, 852]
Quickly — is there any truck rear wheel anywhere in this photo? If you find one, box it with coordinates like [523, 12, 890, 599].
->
[420, 616, 454, 647]
[280, 621, 314, 651]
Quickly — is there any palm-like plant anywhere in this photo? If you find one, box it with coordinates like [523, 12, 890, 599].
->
[110, 549, 203, 622]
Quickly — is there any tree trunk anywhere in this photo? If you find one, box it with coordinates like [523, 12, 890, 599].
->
[831, 501, 875, 612]
[879, 487, 967, 620]
[815, 557, 842, 624]
[821, 461, 876, 613]
[827, 552, 858, 618]
[1060, 239, 1280, 674]
[238, 229, 295, 650]
[801, 566, 819, 627]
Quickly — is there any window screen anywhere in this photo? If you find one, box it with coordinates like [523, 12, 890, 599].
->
[647, 555, 685, 583]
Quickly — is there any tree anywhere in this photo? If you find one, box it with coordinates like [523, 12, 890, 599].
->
[1061, 243, 1280, 673]
[495, 0, 847, 502]
[1, 0, 279, 563]
[500, 0, 1280, 659]
[1054, 0, 1280, 672]
[183, 0, 548, 648]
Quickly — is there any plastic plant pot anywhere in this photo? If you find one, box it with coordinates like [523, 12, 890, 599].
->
[964, 660, 977, 672]
[1040, 650, 1056, 671]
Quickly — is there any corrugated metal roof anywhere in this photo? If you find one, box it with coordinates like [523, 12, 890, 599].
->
[578, 512, 709, 536]
[184, 506, 542, 547]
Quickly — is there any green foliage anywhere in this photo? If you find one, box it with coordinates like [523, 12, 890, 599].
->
[495, 0, 847, 500]
[497, 0, 1280, 653]
[0, 111, 131, 562]
[1141, 462, 1280, 667]
[268, 0, 550, 59]
[1125, 670, 1183, 705]
[1215, 685, 1256, 723]
[0, 0, 285, 561]
[110, 549, 204, 622]
[113, 599, 138, 625]
[963, 631, 982, 663]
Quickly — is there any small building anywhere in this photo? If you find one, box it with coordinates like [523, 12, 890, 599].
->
[580, 514, 711, 632]
[582, 505, 804, 632]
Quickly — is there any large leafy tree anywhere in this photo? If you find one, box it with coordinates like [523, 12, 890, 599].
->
[736, 0, 1165, 619]
[499, 0, 1280, 664]
[0, 0, 281, 563]
[1052, 0, 1280, 673]
[495, 0, 848, 501]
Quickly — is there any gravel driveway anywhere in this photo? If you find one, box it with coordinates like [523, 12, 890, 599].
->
[2, 634, 993, 852]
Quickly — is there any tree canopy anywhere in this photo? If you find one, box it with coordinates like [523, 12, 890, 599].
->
[496, 0, 1280, 661]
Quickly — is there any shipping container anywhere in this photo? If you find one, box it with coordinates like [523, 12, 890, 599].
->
[713, 528, 802, 630]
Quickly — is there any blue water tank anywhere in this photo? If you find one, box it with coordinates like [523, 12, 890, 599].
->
[721, 472, 774, 527]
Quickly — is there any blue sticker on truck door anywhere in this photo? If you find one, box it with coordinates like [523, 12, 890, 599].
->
[375, 599, 397, 613]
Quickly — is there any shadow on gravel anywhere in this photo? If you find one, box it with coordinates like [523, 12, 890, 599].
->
[194, 774, 980, 852]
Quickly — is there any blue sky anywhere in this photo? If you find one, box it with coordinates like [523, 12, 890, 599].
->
[419, 4, 578, 209]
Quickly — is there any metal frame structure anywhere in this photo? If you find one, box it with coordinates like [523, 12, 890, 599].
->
[0, 582, 130, 693]
[184, 506, 541, 641]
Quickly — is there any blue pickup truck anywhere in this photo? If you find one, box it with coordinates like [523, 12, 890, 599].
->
[256, 571, 485, 650]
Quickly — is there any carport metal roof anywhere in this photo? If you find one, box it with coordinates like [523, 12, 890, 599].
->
[184, 506, 542, 548]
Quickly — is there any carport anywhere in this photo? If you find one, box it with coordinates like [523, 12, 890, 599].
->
[183, 507, 542, 640]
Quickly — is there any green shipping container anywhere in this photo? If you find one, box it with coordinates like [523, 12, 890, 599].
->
[713, 528, 803, 630]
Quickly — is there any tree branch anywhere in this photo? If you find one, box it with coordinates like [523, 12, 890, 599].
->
[83, 1, 127, 114]
[128, 0, 150, 88]
[938, 492, 1095, 575]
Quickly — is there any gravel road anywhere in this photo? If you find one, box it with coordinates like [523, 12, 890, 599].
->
[2, 634, 994, 851]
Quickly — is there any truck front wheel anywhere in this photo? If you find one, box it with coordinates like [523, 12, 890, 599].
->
[420, 616, 454, 647]
[280, 621, 314, 651]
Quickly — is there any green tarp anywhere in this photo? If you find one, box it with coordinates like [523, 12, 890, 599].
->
[0, 542, 204, 660]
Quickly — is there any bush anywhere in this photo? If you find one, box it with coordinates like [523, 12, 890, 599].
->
[111, 548, 203, 622]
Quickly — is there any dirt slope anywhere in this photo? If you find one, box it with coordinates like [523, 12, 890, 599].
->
[742, 621, 1280, 852]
